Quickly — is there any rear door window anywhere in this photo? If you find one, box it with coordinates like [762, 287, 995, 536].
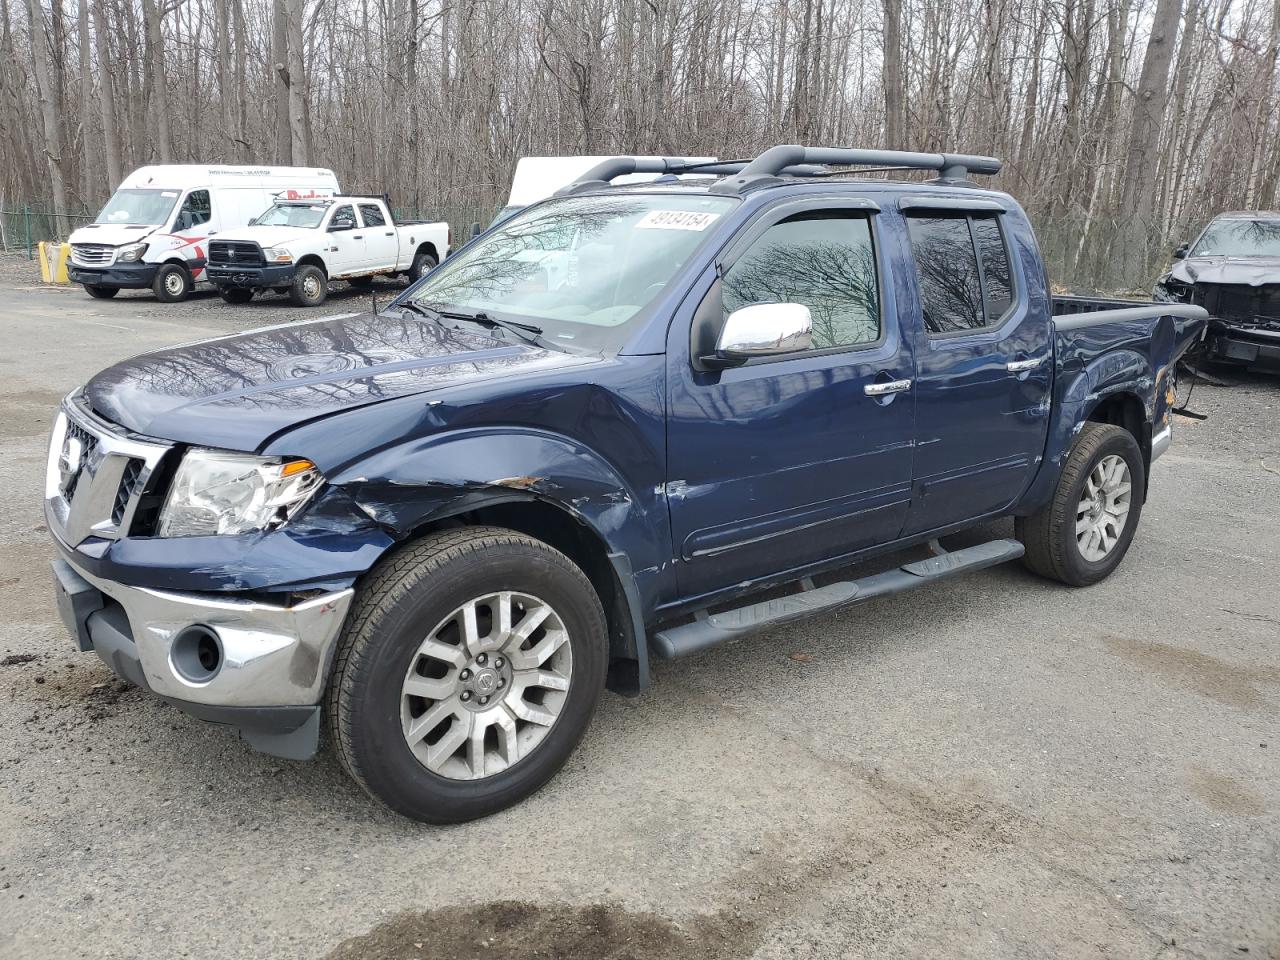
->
[359, 204, 386, 227]
[906, 213, 1015, 333]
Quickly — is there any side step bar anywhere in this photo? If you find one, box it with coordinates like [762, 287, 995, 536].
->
[650, 538, 1025, 660]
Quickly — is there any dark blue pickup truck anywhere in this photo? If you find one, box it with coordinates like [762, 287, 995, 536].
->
[46, 146, 1207, 822]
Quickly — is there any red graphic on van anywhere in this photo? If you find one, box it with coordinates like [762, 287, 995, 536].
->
[280, 189, 334, 200]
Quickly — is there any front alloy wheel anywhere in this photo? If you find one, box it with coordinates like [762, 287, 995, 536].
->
[400, 591, 572, 780]
[328, 527, 608, 823]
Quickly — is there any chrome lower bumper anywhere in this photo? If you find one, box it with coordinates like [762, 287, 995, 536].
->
[58, 557, 353, 709]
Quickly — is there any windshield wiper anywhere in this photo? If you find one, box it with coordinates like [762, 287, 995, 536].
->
[430, 306, 550, 348]
[395, 300, 447, 325]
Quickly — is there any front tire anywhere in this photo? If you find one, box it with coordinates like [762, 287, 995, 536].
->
[288, 264, 328, 306]
[151, 262, 192, 302]
[327, 527, 608, 823]
[1016, 423, 1145, 586]
[218, 288, 254, 304]
[84, 284, 118, 299]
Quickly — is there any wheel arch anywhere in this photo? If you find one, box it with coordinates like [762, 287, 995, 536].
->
[296, 253, 328, 276]
[1083, 390, 1151, 493]
[415, 241, 440, 263]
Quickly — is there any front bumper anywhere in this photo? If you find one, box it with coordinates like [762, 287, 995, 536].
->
[51, 555, 353, 759]
[68, 261, 159, 289]
[205, 262, 296, 289]
[1203, 323, 1280, 371]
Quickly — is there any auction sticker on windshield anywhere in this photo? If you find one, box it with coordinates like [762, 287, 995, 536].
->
[635, 210, 720, 231]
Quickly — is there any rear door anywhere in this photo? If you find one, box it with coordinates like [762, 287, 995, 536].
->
[665, 198, 916, 600]
[358, 202, 398, 271]
[899, 200, 1052, 535]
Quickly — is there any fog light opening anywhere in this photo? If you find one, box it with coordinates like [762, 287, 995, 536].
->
[171, 625, 223, 683]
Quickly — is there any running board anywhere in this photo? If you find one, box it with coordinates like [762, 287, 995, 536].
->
[650, 538, 1025, 660]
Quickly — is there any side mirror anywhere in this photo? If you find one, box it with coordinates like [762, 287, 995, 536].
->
[714, 303, 812, 364]
[328, 221, 353, 232]
[248, 216, 258, 226]
[1173, 242, 1189, 259]
[470, 221, 482, 240]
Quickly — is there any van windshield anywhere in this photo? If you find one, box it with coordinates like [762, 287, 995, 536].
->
[254, 202, 328, 228]
[95, 188, 180, 226]
[408, 193, 736, 352]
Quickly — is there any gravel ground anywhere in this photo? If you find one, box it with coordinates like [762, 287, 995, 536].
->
[0, 278, 1277, 960]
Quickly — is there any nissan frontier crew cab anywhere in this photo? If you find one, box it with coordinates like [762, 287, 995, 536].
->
[205, 195, 449, 307]
[46, 146, 1207, 823]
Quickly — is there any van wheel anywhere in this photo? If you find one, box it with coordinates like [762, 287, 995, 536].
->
[84, 285, 118, 299]
[219, 288, 253, 304]
[347, 275, 374, 288]
[1016, 423, 1145, 587]
[327, 527, 608, 823]
[407, 250, 437, 283]
[289, 264, 328, 307]
[152, 263, 191, 303]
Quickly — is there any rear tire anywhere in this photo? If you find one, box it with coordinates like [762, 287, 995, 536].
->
[407, 249, 438, 283]
[1016, 422, 1145, 586]
[151, 263, 192, 303]
[327, 527, 608, 823]
[84, 285, 118, 299]
[219, 288, 253, 304]
[288, 264, 328, 306]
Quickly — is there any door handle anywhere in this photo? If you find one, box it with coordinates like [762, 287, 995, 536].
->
[353, 234, 364, 239]
[384, 231, 394, 236]
[864, 378, 912, 397]
[1006, 356, 1045, 372]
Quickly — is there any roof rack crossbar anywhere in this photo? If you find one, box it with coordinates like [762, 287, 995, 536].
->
[709, 145, 1002, 195]
[553, 156, 830, 196]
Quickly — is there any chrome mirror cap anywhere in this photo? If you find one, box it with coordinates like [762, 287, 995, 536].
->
[716, 302, 813, 360]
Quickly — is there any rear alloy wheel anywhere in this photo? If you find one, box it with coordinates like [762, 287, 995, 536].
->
[328, 527, 608, 823]
[289, 264, 328, 307]
[151, 263, 191, 303]
[1016, 422, 1144, 586]
[84, 285, 118, 299]
[219, 288, 253, 304]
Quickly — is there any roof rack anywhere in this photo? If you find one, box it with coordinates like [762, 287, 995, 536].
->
[552, 156, 827, 197]
[554, 146, 1002, 197]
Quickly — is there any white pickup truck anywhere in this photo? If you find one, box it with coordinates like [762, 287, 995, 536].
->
[205, 196, 450, 306]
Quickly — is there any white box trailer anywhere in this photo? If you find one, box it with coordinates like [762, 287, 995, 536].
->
[67, 165, 340, 302]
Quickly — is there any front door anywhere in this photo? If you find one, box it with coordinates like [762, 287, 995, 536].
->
[899, 204, 1052, 535]
[666, 201, 916, 601]
[358, 203, 398, 271]
[325, 204, 363, 276]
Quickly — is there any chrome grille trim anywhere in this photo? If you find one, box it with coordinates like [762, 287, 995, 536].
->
[45, 398, 171, 546]
[70, 243, 116, 266]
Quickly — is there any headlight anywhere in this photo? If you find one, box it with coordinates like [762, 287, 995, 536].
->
[116, 242, 148, 263]
[158, 450, 324, 538]
[263, 245, 293, 263]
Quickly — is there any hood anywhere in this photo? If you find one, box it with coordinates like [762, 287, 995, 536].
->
[68, 223, 157, 246]
[1169, 256, 1280, 287]
[213, 225, 318, 247]
[84, 312, 597, 450]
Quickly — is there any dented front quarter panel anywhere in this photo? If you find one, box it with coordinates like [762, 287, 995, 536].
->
[260, 354, 672, 614]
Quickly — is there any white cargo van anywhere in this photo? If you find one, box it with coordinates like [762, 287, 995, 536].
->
[67, 165, 340, 302]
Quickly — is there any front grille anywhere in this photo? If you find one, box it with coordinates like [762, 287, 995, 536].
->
[209, 240, 265, 267]
[70, 243, 115, 266]
[1195, 284, 1280, 326]
[46, 401, 170, 546]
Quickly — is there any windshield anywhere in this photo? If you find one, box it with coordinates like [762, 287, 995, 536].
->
[1191, 219, 1280, 258]
[254, 202, 329, 228]
[408, 193, 736, 351]
[95, 188, 180, 226]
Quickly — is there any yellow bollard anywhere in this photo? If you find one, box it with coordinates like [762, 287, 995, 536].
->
[37, 241, 53, 283]
[55, 242, 70, 283]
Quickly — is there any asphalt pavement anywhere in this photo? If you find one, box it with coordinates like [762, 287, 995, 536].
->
[1, 264, 1276, 959]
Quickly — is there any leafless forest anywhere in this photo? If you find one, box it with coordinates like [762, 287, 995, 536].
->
[1, 0, 1278, 287]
